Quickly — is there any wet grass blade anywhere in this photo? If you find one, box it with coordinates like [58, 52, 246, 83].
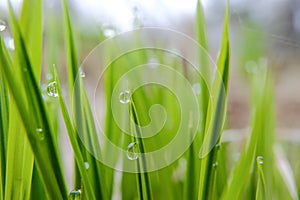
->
[61, 1, 108, 198]
[256, 157, 266, 200]
[130, 99, 152, 200]
[53, 65, 96, 200]
[0, 2, 68, 198]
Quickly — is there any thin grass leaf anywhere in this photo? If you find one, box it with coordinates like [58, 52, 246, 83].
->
[198, 3, 230, 199]
[255, 156, 266, 200]
[4, 100, 34, 200]
[61, 0, 78, 91]
[184, 1, 210, 199]
[221, 63, 272, 200]
[0, 68, 9, 200]
[53, 65, 96, 200]
[4, 1, 43, 199]
[0, 2, 68, 198]
[20, 0, 43, 80]
[130, 99, 152, 200]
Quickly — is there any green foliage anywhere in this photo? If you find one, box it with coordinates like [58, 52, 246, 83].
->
[0, 0, 298, 200]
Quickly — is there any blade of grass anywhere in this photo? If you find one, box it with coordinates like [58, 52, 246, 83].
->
[0, 2, 68, 198]
[221, 63, 272, 200]
[184, 1, 210, 199]
[4, 100, 34, 200]
[130, 98, 152, 200]
[0, 68, 9, 200]
[198, 3, 230, 199]
[4, 1, 44, 199]
[61, 0, 109, 197]
[20, 0, 43, 80]
[255, 157, 266, 200]
[53, 65, 96, 200]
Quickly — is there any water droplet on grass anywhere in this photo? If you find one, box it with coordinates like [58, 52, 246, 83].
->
[0, 20, 6, 32]
[47, 81, 58, 97]
[79, 69, 86, 78]
[84, 162, 89, 170]
[119, 90, 130, 104]
[69, 189, 81, 200]
[36, 128, 44, 140]
[127, 142, 138, 160]
[257, 156, 264, 165]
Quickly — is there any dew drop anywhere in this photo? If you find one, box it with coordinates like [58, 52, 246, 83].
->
[36, 128, 44, 140]
[119, 90, 130, 104]
[127, 142, 138, 160]
[47, 81, 58, 97]
[79, 69, 86, 78]
[0, 20, 6, 32]
[212, 162, 218, 168]
[257, 156, 264, 165]
[84, 162, 89, 170]
[215, 143, 221, 150]
[69, 189, 81, 200]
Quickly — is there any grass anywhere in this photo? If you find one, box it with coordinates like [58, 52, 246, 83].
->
[0, 0, 299, 199]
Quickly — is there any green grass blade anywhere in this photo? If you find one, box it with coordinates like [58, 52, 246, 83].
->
[184, 2, 210, 199]
[61, 0, 108, 196]
[130, 99, 152, 200]
[3, 1, 44, 199]
[256, 157, 266, 200]
[0, 68, 9, 200]
[1, 2, 68, 198]
[61, 0, 78, 92]
[221, 64, 272, 200]
[20, 0, 43, 80]
[198, 3, 230, 199]
[53, 65, 96, 200]
[4, 101, 34, 200]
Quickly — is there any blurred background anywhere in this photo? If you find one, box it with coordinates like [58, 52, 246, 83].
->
[1, 0, 300, 130]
